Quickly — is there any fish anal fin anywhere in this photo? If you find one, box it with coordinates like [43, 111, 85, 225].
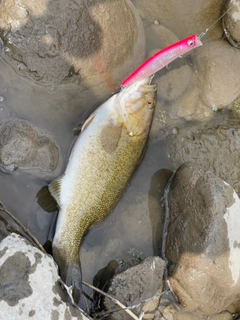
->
[100, 122, 122, 153]
[48, 177, 63, 207]
[81, 112, 96, 132]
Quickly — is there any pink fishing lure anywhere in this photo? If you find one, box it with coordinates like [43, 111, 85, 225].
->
[121, 34, 202, 87]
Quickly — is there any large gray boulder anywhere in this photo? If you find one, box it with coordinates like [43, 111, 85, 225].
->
[104, 256, 166, 320]
[0, 117, 59, 174]
[0, 0, 145, 94]
[0, 233, 90, 319]
[165, 163, 240, 315]
[167, 119, 240, 194]
[193, 40, 240, 109]
[223, 0, 240, 48]
[131, 0, 223, 40]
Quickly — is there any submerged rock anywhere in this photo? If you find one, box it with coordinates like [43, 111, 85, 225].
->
[165, 162, 240, 315]
[167, 119, 240, 194]
[104, 256, 166, 320]
[157, 305, 232, 320]
[0, 233, 90, 319]
[193, 40, 240, 109]
[0, 0, 145, 93]
[0, 117, 59, 174]
[223, 0, 240, 48]
[131, 0, 223, 40]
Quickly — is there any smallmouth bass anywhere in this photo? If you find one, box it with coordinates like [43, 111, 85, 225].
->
[49, 77, 157, 304]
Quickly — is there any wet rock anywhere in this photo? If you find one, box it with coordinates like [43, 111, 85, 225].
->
[0, 233, 90, 319]
[192, 96, 215, 120]
[156, 292, 233, 319]
[209, 311, 233, 320]
[166, 80, 199, 121]
[104, 256, 166, 320]
[223, 0, 240, 48]
[155, 61, 193, 103]
[131, 0, 223, 40]
[0, 0, 145, 93]
[193, 40, 240, 109]
[157, 303, 234, 320]
[166, 119, 240, 194]
[0, 117, 59, 174]
[92, 258, 141, 311]
[156, 304, 203, 320]
[145, 24, 179, 50]
[165, 162, 240, 315]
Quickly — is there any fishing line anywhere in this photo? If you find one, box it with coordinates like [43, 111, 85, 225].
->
[198, 3, 235, 40]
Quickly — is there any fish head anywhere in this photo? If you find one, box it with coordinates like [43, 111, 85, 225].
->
[117, 77, 157, 136]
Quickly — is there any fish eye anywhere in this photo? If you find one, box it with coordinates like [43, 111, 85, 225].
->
[147, 101, 154, 108]
[188, 40, 194, 46]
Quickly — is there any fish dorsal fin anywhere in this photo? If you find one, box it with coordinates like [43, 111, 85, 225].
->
[81, 113, 96, 132]
[48, 177, 64, 207]
[100, 122, 122, 153]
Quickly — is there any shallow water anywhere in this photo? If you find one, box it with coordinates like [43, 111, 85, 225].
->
[0, 0, 235, 308]
[0, 38, 172, 288]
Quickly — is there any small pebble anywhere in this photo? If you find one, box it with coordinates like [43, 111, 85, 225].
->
[172, 127, 179, 134]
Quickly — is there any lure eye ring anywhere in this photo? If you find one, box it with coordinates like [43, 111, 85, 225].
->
[188, 40, 194, 46]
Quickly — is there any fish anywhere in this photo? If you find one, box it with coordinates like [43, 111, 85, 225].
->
[48, 77, 157, 304]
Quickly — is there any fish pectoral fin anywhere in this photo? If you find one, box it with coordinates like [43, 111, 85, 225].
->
[81, 112, 96, 132]
[48, 177, 64, 208]
[100, 122, 122, 153]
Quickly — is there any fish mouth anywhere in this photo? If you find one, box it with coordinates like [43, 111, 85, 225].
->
[128, 76, 152, 89]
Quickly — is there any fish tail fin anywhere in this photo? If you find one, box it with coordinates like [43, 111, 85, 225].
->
[56, 256, 82, 305]
[65, 262, 83, 305]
